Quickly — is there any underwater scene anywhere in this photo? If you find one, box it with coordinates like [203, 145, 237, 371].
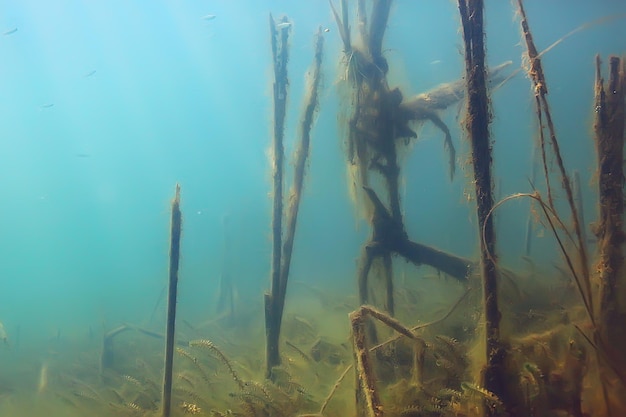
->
[1, 1, 626, 416]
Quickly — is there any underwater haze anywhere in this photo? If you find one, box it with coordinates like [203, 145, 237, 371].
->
[0, 1, 625, 416]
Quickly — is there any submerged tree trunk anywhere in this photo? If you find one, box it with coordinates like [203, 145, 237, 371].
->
[594, 55, 626, 412]
[265, 19, 324, 379]
[265, 13, 290, 377]
[161, 184, 182, 417]
[457, 1, 511, 415]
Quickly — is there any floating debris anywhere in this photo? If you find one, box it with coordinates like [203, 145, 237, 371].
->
[275, 22, 292, 30]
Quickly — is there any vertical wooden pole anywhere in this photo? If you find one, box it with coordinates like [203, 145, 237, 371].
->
[265, 20, 323, 380]
[457, 1, 511, 415]
[594, 55, 626, 382]
[161, 184, 182, 417]
[265, 14, 289, 378]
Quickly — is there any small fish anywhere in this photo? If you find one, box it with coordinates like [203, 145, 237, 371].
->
[430, 60, 442, 65]
[38, 363, 48, 394]
[76, 153, 91, 158]
[84, 70, 96, 78]
[275, 22, 291, 30]
[40, 103, 54, 109]
[201, 14, 216, 21]
[324, 28, 330, 33]
[3, 28, 17, 36]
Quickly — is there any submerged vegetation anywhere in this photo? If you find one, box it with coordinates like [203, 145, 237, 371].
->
[1, 1, 625, 417]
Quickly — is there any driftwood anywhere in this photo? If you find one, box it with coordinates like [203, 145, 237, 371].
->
[351, 305, 426, 417]
[315, 289, 469, 417]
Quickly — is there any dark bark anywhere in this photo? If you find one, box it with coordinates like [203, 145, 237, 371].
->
[458, 1, 511, 415]
[265, 22, 324, 379]
[265, 14, 290, 377]
[161, 184, 182, 417]
[594, 55, 626, 389]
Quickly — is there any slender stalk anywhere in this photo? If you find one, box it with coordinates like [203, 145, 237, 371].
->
[161, 184, 182, 417]
[278, 28, 324, 315]
[515, 0, 593, 321]
[572, 170, 587, 247]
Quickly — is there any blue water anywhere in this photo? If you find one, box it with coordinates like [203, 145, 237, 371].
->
[0, 1, 624, 415]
